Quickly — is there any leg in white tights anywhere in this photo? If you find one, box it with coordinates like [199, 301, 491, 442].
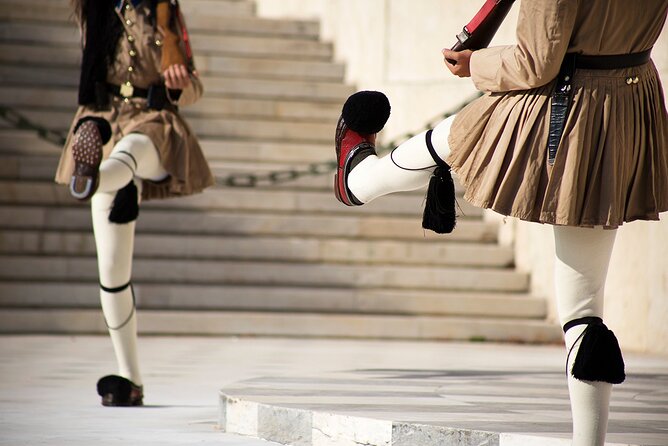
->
[92, 133, 168, 386]
[348, 115, 455, 203]
[554, 225, 618, 446]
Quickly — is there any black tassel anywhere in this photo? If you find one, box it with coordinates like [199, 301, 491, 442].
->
[572, 320, 626, 384]
[109, 181, 139, 224]
[422, 166, 457, 234]
[422, 129, 457, 234]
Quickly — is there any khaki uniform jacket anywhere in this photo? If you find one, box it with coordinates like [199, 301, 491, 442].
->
[55, 1, 214, 200]
[446, 0, 668, 227]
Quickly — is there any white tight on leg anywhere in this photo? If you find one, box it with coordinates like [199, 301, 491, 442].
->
[91, 133, 166, 386]
[348, 115, 455, 203]
[554, 226, 618, 446]
[98, 133, 168, 193]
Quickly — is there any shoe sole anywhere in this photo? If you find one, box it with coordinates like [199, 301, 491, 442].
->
[69, 121, 103, 200]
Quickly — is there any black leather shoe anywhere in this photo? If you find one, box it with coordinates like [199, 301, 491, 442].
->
[97, 375, 144, 407]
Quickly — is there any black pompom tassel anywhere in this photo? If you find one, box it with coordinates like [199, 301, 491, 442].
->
[572, 321, 626, 384]
[109, 181, 139, 224]
[422, 166, 457, 234]
[342, 91, 391, 134]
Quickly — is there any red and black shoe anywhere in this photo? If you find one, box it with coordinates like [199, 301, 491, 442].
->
[97, 375, 144, 407]
[69, 117, 112, 201]
[334, 91, 391, 206]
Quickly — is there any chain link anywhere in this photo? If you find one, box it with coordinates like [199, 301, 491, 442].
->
[0, 105, 68, 147]
[0, 93, 481, 188]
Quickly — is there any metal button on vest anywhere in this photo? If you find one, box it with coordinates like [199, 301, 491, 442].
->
[626, 77, 633, 85]
[129, 50, 137, 57]
[155, 39, 163, 47]
[128, 66, 134, 73]
[128, 35, 135, 43]
[126, 19, 133, 26]
[633, 76, 640, 84]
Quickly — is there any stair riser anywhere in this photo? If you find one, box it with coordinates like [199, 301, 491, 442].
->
[0, 283, 546, 318]
[0, 44, 344, 82]
[0, 206, 497, 242]
[0, 230, 514, 267]
[0, 309, 563, 343]
[0, 181, 483, 218]
[0, 23, 332, 60]
[1, 256, 529, 292]
[0, 8, 319, 40]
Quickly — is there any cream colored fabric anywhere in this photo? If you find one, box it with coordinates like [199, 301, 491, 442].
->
[447, 0, 668, 228]
[55, 1, 213, 200]
[554, 226, 618, 446]
[98, 133, 168, 193]
[348, 116, 454, 203]
[92, 190, 142, 385]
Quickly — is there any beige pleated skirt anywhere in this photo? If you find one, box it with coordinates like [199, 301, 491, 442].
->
[55, 97, 214, 201]
[446, 61, 668, 228]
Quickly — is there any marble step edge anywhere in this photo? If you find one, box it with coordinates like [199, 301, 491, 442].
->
[0, 229, 514, 268]
[0, 7, 322, 40]
[0, 206, 497, 243]
[0, 181, 484, 219]
[217, 394, 637, 446]
[1, 255, 530, 293]
[0, 308, 562, 343]
[0, 282, 547, 319]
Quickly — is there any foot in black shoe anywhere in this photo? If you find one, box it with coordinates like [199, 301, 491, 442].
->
[97, 375, 143, 407]
[69, 117, 111, 201]
[334, 91, 391, 206]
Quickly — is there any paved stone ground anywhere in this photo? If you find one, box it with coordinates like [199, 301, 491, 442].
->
[1, 336, 667, 446]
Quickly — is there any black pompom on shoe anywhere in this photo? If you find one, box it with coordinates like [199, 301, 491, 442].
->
[97, 375, 144, 407]
[341, 90, 391, 134]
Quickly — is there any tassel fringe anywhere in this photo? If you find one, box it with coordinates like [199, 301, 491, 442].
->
[568, 317, 626, 384]
[109, 181, 139, 224]
[422, 129, 457, 234]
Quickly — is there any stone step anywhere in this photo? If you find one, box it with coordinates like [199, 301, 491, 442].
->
[2, 255, 529, 292]
[0, 0, 256, 18]
[1, 181, 483, 218]
[0, 65, 353, 103]
[0, 308, 561, 342]
[4, 86, 341, 123]
[5, 107, 336, 142]
[0, 206, 497, 243]
[0, 229, 514, 268]
[0, 282, 545, 319]
[0, 43, 346, 82]
[0, 22, 333, 60]
[0, 2, 320, 40]
[0, 152, 470, 195]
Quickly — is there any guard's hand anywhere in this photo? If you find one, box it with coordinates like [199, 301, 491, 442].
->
[163, 64, 191, 90]
[442, 49, 473, 78]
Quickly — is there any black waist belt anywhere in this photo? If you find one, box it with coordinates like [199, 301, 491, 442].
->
[107, 83, 150, 99]
[547, 49, 652, 165]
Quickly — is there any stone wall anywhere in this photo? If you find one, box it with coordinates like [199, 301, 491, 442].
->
[255, 0, 668, 354]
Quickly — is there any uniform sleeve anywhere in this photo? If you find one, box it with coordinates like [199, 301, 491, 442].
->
[169, 74, 203, 106]
[470, 0, 579, 92]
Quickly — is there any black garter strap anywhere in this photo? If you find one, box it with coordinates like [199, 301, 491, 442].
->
[425, 129, 450, 169]
[100, 281, 131, 294]
[563, 316, 602, 333]
[100, 281, 136, 331]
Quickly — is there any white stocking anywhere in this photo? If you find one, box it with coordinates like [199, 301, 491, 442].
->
[348, 115, 455, 203]
[98, 133, 168, 193]
[91, 133, 166, 386]
[554, 226, 618, 446]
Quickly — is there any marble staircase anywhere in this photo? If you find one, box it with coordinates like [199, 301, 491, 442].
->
[0, 0, 561, 343]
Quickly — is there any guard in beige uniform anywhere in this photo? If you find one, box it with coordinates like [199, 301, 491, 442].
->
[56, 0, 213, 406]
[334, 0, 668, 444]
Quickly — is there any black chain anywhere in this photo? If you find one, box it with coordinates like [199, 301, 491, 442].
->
[0, 93, 481, 188]
[0, 105, 68, 147]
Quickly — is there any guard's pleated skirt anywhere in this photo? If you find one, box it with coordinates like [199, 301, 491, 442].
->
[446, 61, 668, 228]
